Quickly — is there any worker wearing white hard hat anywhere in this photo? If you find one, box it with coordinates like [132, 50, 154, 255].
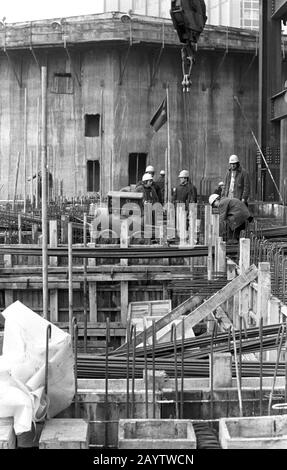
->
[172, 169, 197, 209]
[143, 165, 163, 204]
[136, 172, 159, 204]
[209, 193, 253, 244]
[223, 154, 250, 204]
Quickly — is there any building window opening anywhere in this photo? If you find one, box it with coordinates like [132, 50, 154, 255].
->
[52, 73, 73, 94]
[128, 153, 147, 185]
[87, 160, 100, 192]
[85, 114, 100, 137]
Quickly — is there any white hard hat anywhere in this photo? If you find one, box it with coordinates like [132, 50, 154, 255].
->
[145, 165, 154, 173]
[229, 154, 239, 164]
[142, 173, 153, 182]
[219, 181, 224, 186]
[160, 170, 165, 176]
[179, 170, 189, 178]
[209, 194, 220, 206]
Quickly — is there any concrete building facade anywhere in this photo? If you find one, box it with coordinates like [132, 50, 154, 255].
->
[0, 13, 261, 202]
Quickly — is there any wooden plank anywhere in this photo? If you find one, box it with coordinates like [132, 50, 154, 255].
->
[116, 294, 204, 352]
[158, 265, 258, 343]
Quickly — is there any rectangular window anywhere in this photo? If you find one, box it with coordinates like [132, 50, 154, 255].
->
[87, 160, 100, 192]
[128, 153, 147, 185]
[51, 73, 73, 94]
[85, 114, 100, 137]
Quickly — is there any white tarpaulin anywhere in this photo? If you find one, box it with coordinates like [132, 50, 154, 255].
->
[0, 301, 75, 435]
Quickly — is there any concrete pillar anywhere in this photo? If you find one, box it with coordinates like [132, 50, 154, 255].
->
[210, 353, 232, 389]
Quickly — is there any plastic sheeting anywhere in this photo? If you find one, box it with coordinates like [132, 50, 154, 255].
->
[0, 301, 75, 435]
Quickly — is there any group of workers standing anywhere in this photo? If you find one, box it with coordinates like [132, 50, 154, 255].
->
[135, 153, 253, 244]
[135, 166, 197, 208]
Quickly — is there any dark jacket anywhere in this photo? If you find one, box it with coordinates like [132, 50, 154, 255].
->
[223, 165, 250, 201]
[218, 197, 251, 233]
[156, 176, 165, 202]
[173, 181, 197, 208]
[136, 183, 159, 204]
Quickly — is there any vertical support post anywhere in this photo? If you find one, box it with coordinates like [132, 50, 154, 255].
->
[166, 85, 171, 203]
[18, 214, 22, 244]
[49, 220, 58, 323]
[177, 203, 187, 246]
[188, 203, 197, 247]
[121, 219, 129, 327]
[211, 212, 219, 246]
[23, 87, 27, 213]
[36, 97, 40, 210]
[30, 151, 33, 208]
[68, 222, 73, 337]
[41, 66, 48, 320]
[215, 237, 226, 273]
[238, 238, 251, 327]
[4, 253, 13, 307]
[257, 262, 271, 326]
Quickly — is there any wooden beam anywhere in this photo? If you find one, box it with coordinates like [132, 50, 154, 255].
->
[116, 294, 204, 352]
[158, 265, 258, 343]
[272, 0, 287, 19]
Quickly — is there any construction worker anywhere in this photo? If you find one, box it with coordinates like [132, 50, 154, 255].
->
[173, 170, 197, 209]
[144, 165, 163, 204]
[136, 173, 159, 205]
[214, 181, 224, 198]
[209, 194, 253, 243]
[223, 155, 250, 204]
[156, 170, 166, 202]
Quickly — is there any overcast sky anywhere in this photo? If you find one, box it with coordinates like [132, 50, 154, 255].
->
[1, 0, 104, 23]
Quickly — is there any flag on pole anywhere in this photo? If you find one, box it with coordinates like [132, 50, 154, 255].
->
[150, 97, 168, 132]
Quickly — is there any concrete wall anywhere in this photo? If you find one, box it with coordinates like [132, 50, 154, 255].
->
[0, 33, 258, 200]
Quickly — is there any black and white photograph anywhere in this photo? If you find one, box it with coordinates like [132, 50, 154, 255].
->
[0, 0, 287, 461]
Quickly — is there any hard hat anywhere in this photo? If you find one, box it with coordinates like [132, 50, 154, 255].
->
[145, 165, 155, 173]
[219, 181, 224, 186]
[160, 170, 165, 176]
[229, 154, 239, 164]
[142, 173, 153, 182]
[179, 170, 189, 178]
[209, 194, 220, 206]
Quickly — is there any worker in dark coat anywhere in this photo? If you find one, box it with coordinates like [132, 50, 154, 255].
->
[214, 181, 224, 198]
[209, 194, 253, 243]
[144, 165, 163, 204]
[172, 170, 197, 209]
[156, 170, 166, 203]
[223, 155, 250, 204]
[136, 173, 159, 204]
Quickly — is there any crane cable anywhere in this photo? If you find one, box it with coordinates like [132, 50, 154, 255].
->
[234, 95, 284, 205]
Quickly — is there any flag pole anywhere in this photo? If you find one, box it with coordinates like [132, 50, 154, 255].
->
[166, 84, 171, 204]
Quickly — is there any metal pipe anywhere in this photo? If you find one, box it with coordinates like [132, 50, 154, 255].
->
[268, 325, 285, 415]
[232, 326, 243, 417]
[239, 316, 242, 388]
[143, 326, 148, 419]
[171, 323, 179, 419]
[126, 320, 130, 419]
[180, 317, 185, 419]
[68, 222, 73, 338]
[44, 324, 52, 396]
[259, 316, 263, 415]
[105, 317, 110, 448]
[131, 324, 137, 419]
[41, 66, 48, 320]
[83, 213, 88, 353]
[210, 321, 215, 420]
[152, 320, 156, 418]
[73, 319, 79, 418]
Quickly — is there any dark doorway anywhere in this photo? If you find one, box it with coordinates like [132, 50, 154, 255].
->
[87, 160, 100, 192]
[128, 153, 147, 185]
